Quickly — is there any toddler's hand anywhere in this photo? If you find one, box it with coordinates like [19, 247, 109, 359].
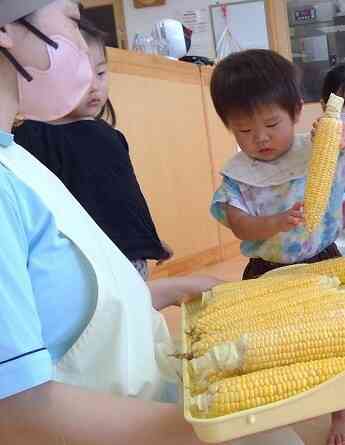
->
[310, 118, 320, 142]
[276, 202, 304, 232]
[311, 117, 345, 150]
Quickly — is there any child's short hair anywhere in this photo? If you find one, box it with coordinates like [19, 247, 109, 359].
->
[321, 63, 345, 104]
[210, 49, 302, 126]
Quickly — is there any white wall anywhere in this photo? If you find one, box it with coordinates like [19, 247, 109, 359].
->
[123, 0, 251, 58]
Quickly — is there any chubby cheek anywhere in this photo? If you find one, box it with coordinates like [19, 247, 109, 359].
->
[276, 127, 295, 149]
[100, 88, 108, 104]
[100, 81, 109, 103]
[235, 132, 254, 151]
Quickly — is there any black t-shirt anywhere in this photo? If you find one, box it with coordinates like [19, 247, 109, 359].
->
[14, 119, 168, 261]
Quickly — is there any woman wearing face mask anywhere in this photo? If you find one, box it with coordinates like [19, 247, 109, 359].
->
[0, 2, 305, 444]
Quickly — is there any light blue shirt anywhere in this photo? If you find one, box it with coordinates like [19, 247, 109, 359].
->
[0, 134, 97, 399]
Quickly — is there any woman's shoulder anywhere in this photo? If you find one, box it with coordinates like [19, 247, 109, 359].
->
[0, 160, 51, 221]
[0, 162, 24, 197]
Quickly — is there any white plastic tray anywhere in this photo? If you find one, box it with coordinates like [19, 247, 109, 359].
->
[182, 299, 345, 443]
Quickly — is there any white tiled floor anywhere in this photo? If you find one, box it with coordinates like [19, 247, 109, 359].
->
[160, 256, 333, 445]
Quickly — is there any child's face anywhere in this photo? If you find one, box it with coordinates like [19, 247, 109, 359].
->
[68, 40, 108, 119]
[228, 104, 301, 162]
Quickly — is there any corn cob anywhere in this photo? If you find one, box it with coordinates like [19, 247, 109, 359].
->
[265, 257, 345, 284]
[201, 273, 323, 310]
[190, 368, 230, 396]
[202, 274, 311, 305]
[304, 93, 344, 232]
[190, 357, 345, 418]
[190, 304, 345, 394]
[192, 290, 345, 357]
[193, 276, 339, 335]
[191, 311, 345, 382]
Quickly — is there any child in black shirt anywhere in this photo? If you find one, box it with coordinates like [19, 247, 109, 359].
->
[14, 17, 172, 280]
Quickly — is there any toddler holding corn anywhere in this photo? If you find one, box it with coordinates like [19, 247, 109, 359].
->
[210, 49, 345, 281]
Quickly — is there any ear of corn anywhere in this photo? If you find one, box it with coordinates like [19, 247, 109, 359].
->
[304, 93, 344, 232]
[265, 257, 345, 284]
[201, 273, 327, 310]
[202, 273, 315, 304]
[192, 312, 345, 381]
[192, 290, 345, 357]
[191, 357, 345, 418]
[239, 315, 345, 373]
[193, 276, 339, 336]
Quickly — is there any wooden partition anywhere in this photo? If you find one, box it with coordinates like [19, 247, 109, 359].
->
[107, 49, 225, 277]
[199, 67, 242, 260]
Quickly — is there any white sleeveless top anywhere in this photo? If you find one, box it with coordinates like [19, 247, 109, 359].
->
[0, 142, 175, 401]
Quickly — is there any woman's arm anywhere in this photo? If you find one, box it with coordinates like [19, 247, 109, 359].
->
[227, 203, 304, 241]
[0, 381, 214, 445]
[148, 275, 223, 311]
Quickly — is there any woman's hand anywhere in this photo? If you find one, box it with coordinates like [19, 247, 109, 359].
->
[147, 275, 224, 311]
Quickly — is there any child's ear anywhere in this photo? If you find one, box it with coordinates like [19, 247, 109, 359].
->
[0, 26, 13, 50]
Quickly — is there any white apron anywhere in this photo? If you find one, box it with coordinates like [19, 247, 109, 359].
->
[0, 142, 175, 401]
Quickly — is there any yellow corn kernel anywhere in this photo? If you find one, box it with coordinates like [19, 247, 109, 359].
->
[240, 317, 345, 372]
[191, 314, 345, 382]
[192, 291, 345, 357]
[190, 309, 345, 384]
[193, 276, 339, 335]
[201, 273, 324, 311]
[304, 93, 344, 232]
[268, 257, 345, 284]
[202, 274, 313, 304]
[190, 357, 345, 418]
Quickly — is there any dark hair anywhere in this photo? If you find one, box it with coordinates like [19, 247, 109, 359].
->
[78, 13, 116, 127]
[321, 63, 345, 104]
[210, 49, 302, 126]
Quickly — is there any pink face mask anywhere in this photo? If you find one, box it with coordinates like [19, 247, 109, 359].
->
[17, 35, 93, 122]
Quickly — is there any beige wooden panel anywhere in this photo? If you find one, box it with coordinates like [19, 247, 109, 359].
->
[296, 103, 321, 133]
[265, 0, 291, 58]
[200, 66, 240, 258]
[107, 54, 219, 259]
[107, 48, 200, 84]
